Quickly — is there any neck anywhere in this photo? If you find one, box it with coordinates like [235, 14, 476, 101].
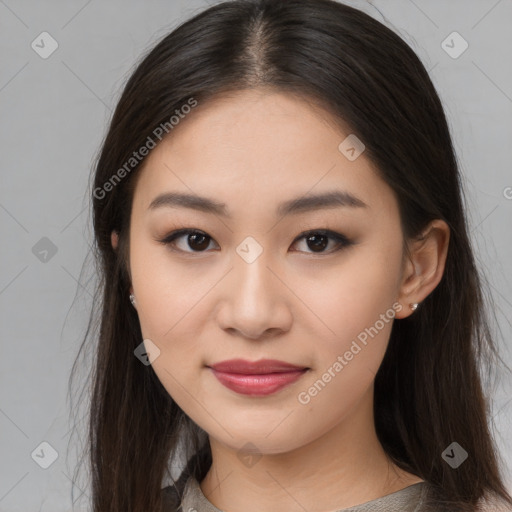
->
[199, 386, 423, 512]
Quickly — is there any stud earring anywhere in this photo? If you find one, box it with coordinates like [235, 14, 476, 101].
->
[129, 293, 136, 307]
[409, 302, 419, 311]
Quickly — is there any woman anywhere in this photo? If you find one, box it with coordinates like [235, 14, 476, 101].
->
[71, 0, 512, 510]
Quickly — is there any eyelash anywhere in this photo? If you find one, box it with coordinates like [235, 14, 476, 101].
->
[157, 228, 353, 256]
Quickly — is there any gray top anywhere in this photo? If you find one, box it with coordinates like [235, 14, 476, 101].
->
[178, 477, 429, 512]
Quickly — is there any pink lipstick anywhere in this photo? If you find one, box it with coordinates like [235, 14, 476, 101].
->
[208, 358, 309, 396]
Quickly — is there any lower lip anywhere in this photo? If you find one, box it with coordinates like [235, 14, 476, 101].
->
[209, 368, 308, 396]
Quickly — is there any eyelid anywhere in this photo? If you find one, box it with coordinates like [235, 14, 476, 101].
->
[158, 228, 219, 253]
[156, 226, 354, 255]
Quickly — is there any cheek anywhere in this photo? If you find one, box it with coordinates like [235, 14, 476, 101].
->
[291, 239, 402, 349]
[293, 240, 402, 396]
[294, 272, 397, 434]
[129, 241, 218, 407]
[130, 240, 217, 339]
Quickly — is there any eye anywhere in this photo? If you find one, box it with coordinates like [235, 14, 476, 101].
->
[157, 228, 353, 255]
[158, 229, 218, 253]
[291, 229, 353, 254]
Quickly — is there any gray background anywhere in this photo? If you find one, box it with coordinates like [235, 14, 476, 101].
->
[1, 0, 511, 510]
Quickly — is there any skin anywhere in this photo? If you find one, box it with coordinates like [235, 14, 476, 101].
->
[111, 88, 450, 512]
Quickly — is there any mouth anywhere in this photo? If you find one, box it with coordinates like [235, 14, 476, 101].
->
[206, 359, 310, 396]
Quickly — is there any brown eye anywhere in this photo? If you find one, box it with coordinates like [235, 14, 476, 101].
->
[158, 228, 353, 255]
[291, 230, 353, 254]
[303, 233, 329, 252]
[185, 232, 211, 251]
[160, 229, 217, 253]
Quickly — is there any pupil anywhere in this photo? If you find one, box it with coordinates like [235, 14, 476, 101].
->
[307, 234, 328, 252]
[189, 233, 209, 251]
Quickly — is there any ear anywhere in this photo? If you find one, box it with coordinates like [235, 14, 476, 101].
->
[111, 230, 134, 295]
[394, 219, 450, 319]
[111, 230, 119, 251]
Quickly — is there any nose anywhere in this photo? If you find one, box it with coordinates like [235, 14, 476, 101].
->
[216, 250, 293, 340]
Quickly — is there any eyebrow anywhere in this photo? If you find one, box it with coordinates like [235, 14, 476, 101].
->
[148, 190, 368, 218]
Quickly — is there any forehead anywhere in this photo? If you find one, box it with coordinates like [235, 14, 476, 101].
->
[131, 89, 397, 220]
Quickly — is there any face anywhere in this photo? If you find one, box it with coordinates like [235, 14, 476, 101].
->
[126, 89, 407, 454]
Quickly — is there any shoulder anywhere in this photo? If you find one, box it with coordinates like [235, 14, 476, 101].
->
[417, 485, 512, 512]
[161, 468, 195, 512]
[477, 493, 512, 512]
[160, 483, 183, 512]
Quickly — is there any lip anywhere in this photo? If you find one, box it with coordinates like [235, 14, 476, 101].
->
[207, 359, 309, 396]
[209, 358, 307, 374]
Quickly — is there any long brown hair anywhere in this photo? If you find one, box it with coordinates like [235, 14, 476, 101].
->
[69, 0, 512, 510]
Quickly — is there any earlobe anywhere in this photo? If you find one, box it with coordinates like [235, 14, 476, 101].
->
[111, 230, 119, 251]
[395, 219, 450, 319]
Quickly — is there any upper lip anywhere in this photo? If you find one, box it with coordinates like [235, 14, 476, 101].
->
[208, 358, 308, 374]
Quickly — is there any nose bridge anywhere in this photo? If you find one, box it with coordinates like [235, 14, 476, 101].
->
[232, 235, 276, 303]
[214, 235, 292, 339]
